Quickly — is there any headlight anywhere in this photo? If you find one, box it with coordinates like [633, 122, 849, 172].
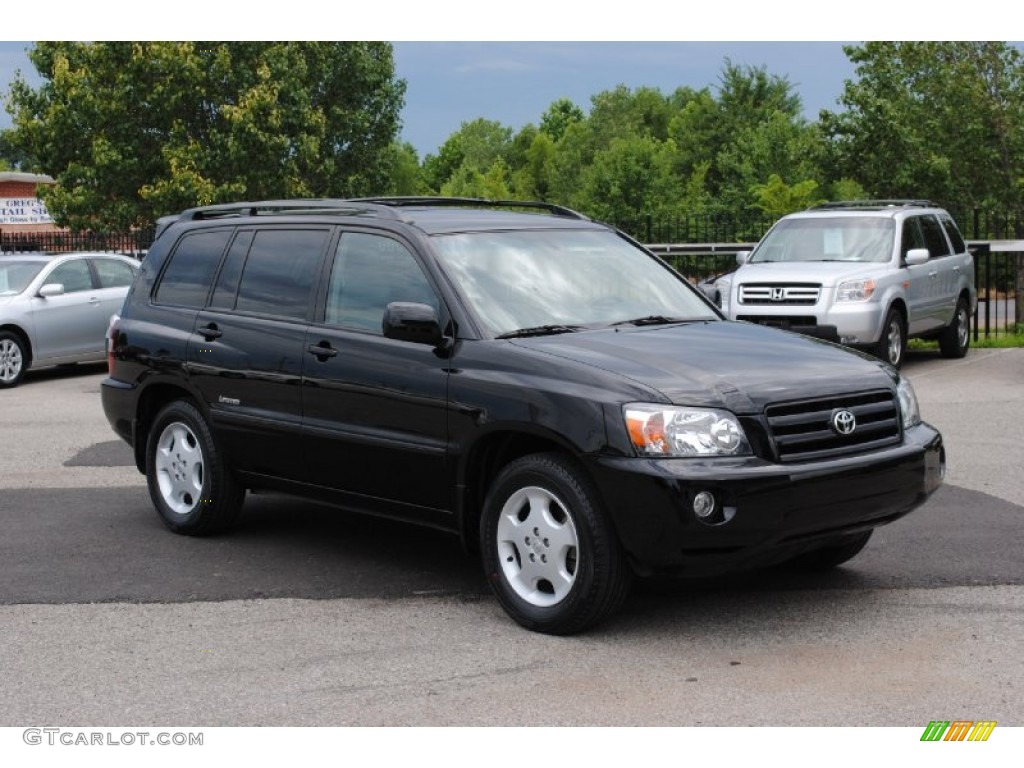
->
[836, 278, 876, 302]
[896, 377, 921, 429]
[625, 404, 751, 457]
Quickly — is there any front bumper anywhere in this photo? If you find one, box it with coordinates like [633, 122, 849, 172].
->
[734, 299, 887, 345]
[589, 422, 943, 576]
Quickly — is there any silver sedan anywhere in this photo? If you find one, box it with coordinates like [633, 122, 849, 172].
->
[0, 252, 139, 387]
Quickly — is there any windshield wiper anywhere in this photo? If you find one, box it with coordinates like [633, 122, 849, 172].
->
[495, 323, 585, 337]
[496, 324, 584, 339]
[610, 315, 690, 327]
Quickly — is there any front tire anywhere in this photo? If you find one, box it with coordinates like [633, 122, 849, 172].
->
[145, 400, 244, 535]
[480, 453, 630, 635]
[874, 309, 906, 368]
[0, 331, 28, 388]
[938, 298, 970, 359]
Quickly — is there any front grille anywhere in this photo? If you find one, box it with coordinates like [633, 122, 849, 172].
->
[739, 283, 821, 305]
[765, 390, 901, 463]
[737, 315, 818, 327]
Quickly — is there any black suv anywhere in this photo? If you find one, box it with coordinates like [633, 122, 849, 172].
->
[102, 198, 945, 634]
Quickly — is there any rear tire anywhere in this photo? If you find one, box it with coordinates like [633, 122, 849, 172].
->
[145, 400, 244, 535]
[480, 453, 631, 634]
[938, 298, 970, 359]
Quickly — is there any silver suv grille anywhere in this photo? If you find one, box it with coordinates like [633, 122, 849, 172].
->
[765, 390, 901, 463]
[739, 283, 821, 305]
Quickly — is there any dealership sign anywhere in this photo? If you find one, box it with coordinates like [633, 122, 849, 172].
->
[0, 198, 54, 225]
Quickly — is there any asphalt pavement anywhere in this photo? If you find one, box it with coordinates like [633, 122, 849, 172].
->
[0, 350, 1021, 729]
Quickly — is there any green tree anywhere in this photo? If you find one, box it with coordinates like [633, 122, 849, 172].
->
[0, 128, 38, 171]
[382, 141, 427, 196]
[6, 42, 405, 230]
[577, 135, 680, 224]
[668, 63, 821, 212]
[749, 174, 825, 218]
[421, 118, 512, 195]
[539, 98, 584, 142]
[820, 41, 1024, 210]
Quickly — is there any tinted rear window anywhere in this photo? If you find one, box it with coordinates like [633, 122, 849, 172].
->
[155, 230, 232, 307]
[234, 229, 328, 319]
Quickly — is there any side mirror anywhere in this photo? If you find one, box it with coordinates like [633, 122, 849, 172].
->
[38, 283, 65, 298]
[735, 251, 751, 266]
[905, 248, 930, 266]
[383, 302, 444, 346]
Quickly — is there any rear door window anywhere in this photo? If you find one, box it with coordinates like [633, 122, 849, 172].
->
[92, 258, 137, 288]
[155, 230, 233, 307]
[940, 215, 967, 254]
[234, 228, 330, 320]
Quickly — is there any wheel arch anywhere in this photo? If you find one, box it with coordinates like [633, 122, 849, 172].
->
[132, 381, 205, 473]
[456, 428, 588, 555]
[0, 323, 33, 366]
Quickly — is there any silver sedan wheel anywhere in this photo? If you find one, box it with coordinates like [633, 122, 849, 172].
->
[496, 485, 579, 607]
[154, 421, 205, 515]
[0, 337, 24, 384]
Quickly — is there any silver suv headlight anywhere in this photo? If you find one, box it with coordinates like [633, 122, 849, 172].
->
[836, 278, 877, 302]
[896, 377, 921, 429]
[624, 404, 752, 457]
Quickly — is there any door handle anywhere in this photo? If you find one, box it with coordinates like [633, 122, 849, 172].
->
[199, 324, 223, 341]
[306, 342, 339, 360]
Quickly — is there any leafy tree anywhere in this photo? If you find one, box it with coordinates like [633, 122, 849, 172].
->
[820, 41, 1024, 210]
[577, 135, 679, 224]
[750, 174, 825, 218]
[421, 118, 513, 195]
[539, 98, 584, 142]
[668, 63, 820, 212]
[5, 42, 405, 230]
[382, 141, 427, 196]
[0, 129, 38, 171]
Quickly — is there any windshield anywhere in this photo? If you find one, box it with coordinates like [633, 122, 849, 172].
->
[0, 260, 46, 296]
[750, 217, 895, 264]
[431, 229, 718, 337]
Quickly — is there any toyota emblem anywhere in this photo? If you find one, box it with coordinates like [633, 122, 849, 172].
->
[831, 409, 857, 435]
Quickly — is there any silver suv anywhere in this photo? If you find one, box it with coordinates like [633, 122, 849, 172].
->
[720, 201, 977, 367]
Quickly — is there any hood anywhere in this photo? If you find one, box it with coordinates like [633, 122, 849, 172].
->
[734, 260, 885, 286]
[511, 321, 895, 414]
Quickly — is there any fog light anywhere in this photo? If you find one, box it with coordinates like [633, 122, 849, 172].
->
[840, 335, 861, 345]
[693, 491, 717, 519]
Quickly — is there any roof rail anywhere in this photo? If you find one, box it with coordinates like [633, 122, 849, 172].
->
[809, 199, 938, 210]
[350, 196, 590, 220]
[175, 199, 405, 223]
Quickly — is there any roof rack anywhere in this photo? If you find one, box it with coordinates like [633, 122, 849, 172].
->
[809, 200, 938, 210]
[175, 199, 405, 223]
[350, 196, 590, 220]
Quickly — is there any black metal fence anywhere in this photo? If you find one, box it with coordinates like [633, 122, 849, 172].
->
[2, 215, 1019, 338]
[0, 229, 154, 258]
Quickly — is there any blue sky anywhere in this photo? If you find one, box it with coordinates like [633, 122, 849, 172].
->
[2, 2, 1018, 159]
[0, 41, 858, 159]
